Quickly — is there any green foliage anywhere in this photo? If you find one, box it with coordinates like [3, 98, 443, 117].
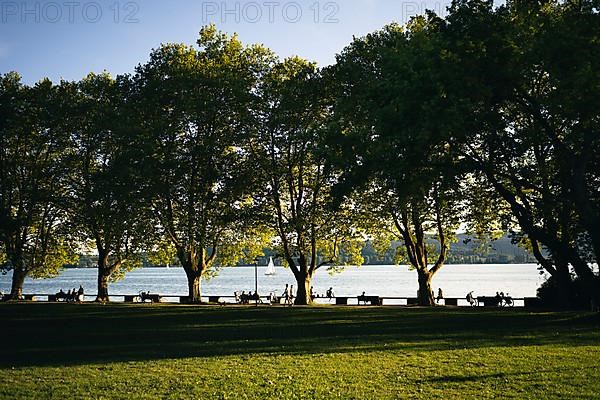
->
[330, 18, 467, 297]
[252, 55, 366, 294]
[537, 274, 592, 310]
[61, 72, 153, 296]
[2, 2, 598, 303]
[147, 242, 179, 267]
[438, 0, 600, 297]
[133, 26, 275, 299]
[27, 240, 78, 280]
[108, 258, 143, 283]
[0, 73, 76, 291]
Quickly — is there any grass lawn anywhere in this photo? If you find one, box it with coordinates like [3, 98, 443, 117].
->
[1, 303, 599, 399]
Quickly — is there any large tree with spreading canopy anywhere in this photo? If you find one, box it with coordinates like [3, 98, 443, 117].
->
[133, 26, 272, 303]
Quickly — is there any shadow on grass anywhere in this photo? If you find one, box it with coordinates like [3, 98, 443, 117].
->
[2, 303, 599, 368]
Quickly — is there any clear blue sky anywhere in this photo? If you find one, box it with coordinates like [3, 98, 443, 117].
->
[1, 0, 455, 84]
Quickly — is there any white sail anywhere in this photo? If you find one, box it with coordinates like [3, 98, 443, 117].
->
[265, 257, 276, 276]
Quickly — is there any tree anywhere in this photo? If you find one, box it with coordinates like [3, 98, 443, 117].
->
[251, 57, 365, 305]
[330, 19, 467, 306]
[330, 0, 599, 307]
[63, 73, 151, 302]
[134, 26, 271, 303]
[440, 0, 600, 306]
[0, 73, 75, 300]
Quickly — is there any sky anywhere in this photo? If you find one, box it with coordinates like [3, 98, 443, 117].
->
[0, 0, 455, 85]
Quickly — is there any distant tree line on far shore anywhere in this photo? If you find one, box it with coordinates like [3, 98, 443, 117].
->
[68, 234, 536, 269]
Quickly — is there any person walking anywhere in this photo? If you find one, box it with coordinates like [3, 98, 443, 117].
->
[282, 284, 289, 305]
[326, 287, 334, 301]
[288, 285, 295, 305]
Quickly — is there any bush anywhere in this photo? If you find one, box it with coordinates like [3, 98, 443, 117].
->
[536, 275, 591, 310]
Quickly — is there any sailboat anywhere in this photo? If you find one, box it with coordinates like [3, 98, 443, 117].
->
[265, 257, 276, 276]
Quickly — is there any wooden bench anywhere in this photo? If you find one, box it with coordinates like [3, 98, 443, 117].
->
[444, 298, 458, 306]
[208, 296, 220, 303]
[478, 296, 500, 307]
[124, 295, 137, 303]
[138, 294, 161, 303]
[357, 295, 381, 305]
[148, 294, 161, 303]
[335, 297, 349, 305]
[407, 298, 419, 305]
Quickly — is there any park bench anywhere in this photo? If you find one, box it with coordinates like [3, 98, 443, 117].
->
[208, 296, 220, 303]
[444, 298, 458, 306]
[138, 293, 161, 303]
[124, 295, 137, 303]
[335, 297, 349, 305]
[357, 295, 381, 305]
[407, 298, 419, 305]
[478, 296, 500, 307]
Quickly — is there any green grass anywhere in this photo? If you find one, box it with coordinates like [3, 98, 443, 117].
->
[1, 304, 599, 399]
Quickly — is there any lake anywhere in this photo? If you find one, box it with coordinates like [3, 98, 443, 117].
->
[0, 264, 546, 302]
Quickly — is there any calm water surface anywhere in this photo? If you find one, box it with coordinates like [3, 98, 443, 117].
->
[0, 264, 545, 302]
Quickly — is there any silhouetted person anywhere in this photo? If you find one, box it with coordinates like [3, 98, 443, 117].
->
[288, 285, 295, 305]
[466, 291, 476, 306]
[436, 288, 444, 304]
[282, 284, 289, 303]
[326, 287, 334, 300]
[359, 291, 366, 305]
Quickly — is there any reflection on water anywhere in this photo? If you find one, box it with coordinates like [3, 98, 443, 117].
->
[0, 264, 545, 300]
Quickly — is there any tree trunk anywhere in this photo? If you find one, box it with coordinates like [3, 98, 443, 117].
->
[554, 263, 574, 309]
[8, 262, 27, 300]
[417, 270, 434, 306]
[96, 251, 110, 302]
[186, 270, 202, 304]
[294, 273, 313, 306]
[96, 270, 110, 302]
[570, 159, 600, 264]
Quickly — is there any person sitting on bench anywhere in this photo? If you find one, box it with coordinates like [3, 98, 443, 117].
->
[466, 291, 476, 306]
[495, 292, 503, 306]
[358, 291, 367, 305]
